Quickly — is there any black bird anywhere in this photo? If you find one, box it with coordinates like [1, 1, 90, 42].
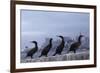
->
[53, 36, 65, 56]
[68, 34, 84, 53]
[26, 41, 38, 58]
[39, 38, 52, 57]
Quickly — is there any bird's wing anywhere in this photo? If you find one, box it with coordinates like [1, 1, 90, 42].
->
[29, 48, 36, 53]
[71, 42, 81, 48]
[43, 45, 49, 52]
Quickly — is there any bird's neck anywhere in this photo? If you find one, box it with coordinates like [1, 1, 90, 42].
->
[61, 38, 64, 42]
[50, 40, 52, 45]
[61, 38, 64, 45]
[78, 36, 82, 43]
[34, 43, 38, 49]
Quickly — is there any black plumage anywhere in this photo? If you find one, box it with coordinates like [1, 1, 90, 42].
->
[53, 36, 65, 56]
[26, 41, 38, 58]
[39, 38, 52, 57]
[68, 34, 84, 53]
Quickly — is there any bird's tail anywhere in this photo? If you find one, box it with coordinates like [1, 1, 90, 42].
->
[53, 53, 56, 56]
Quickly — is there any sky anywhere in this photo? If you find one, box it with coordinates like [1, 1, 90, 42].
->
[20, 9, 90, 50]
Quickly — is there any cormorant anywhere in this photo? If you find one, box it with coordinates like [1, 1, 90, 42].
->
[39, 38, 52, 57]
[53, 36, 65, 56]
[26, 41, 38, 58]
[68, 34, 84, 53]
